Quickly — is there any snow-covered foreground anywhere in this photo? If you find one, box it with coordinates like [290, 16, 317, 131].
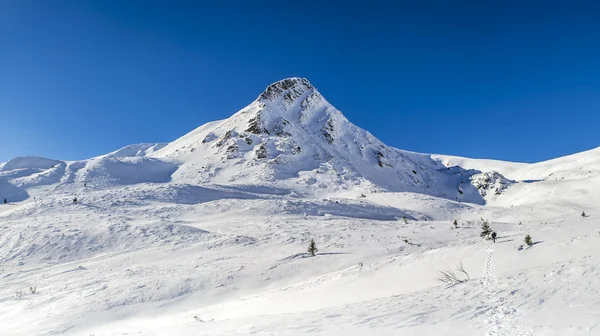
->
[2, 180, 599, 335]
[1, 78, 599, 335]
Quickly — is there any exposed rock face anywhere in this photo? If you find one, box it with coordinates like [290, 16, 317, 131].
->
[246, 115, 266, 134]
[470, 171, 513, 196]
[259, 78, 313, 102]
[255, 144, 267, 159]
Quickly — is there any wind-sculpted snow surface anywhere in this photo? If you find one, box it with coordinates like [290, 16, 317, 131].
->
[80, 157, 178, 187]
[0, 178, 29, 202]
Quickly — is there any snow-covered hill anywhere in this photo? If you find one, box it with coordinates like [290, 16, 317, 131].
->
[434, 145, 600, 182]
[1, 78, 599, 336]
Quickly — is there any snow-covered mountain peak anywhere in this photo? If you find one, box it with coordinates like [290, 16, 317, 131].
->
[222, 77, 340, 138]
[153, 77, 347, 157]
[148, 78, 490, 201]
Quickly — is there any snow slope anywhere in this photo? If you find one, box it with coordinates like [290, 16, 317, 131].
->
[432, 154, 529, 180]
[434, 145, 600, 182]
[1, 78, 599, 336]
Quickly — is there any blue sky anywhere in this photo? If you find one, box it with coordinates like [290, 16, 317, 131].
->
[1, 0, 599, 163]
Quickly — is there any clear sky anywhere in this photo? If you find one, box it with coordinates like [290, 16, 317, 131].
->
[1, 0, 599, 163]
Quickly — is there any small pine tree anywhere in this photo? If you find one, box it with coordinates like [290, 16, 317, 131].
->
[582, 211, 586, 218]
[453, 220, 458, 228]
[308, 238, 318, 256]
[524, 234, 533, 247]
[480, 219, 492, 239]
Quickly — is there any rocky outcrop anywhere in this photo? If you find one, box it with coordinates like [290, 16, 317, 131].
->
[470, 171, 513, 196]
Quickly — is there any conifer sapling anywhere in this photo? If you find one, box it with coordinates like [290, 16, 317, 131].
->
[524, 234, 533, 247]
[480, 219, 492, 239]
[308, 238, 318, 256]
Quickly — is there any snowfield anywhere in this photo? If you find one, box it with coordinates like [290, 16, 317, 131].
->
[1, 78, 599, 336]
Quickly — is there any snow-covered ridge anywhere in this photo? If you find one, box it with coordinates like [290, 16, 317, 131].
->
[433, 145, 600, 182]
[105, 143, 168, 158]
[1, 156, 61, 171]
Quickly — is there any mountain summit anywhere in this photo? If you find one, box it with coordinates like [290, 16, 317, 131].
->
[257, 77, 315, 103]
